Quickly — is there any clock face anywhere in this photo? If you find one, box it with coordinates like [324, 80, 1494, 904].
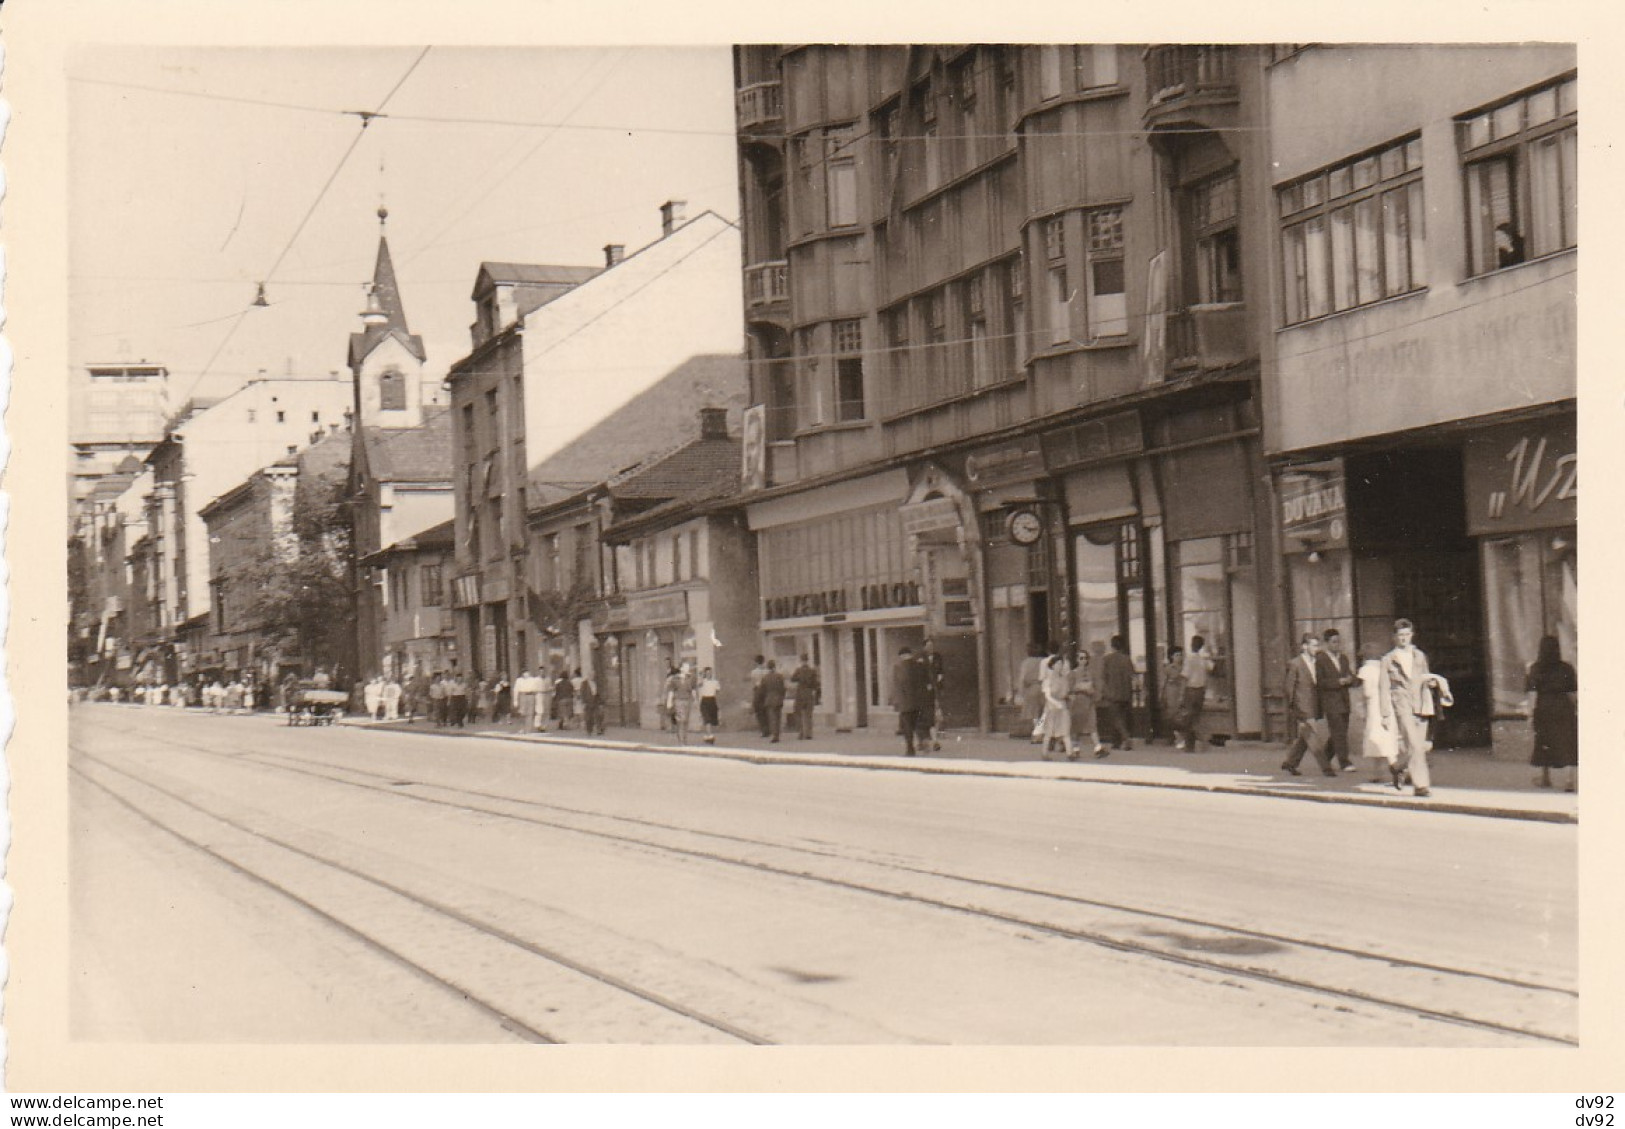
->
[1008, 509, 1043, 545]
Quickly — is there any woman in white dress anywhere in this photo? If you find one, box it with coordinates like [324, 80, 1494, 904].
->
[1038, 654, 1075, 760]
[1355, 641, 1399, 783]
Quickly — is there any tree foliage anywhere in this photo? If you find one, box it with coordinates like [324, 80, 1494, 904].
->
[225, 468, 355, 677]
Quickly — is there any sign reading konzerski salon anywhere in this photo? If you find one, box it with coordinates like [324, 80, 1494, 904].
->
[1277, 460, 1348, 551]
[1464, 418, 1576, 536]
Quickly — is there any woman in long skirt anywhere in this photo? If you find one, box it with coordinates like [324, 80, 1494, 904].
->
[1527, 634, 1577, 791]
[1038, 655, 1074, 760]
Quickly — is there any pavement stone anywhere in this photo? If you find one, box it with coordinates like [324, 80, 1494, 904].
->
[336, 713, 1579, 825]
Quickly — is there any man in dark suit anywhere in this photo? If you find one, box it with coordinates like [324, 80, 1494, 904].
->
[1098, 635, 1136, 751]
[758, 660, 786, 743]
[791, 655, 820, 740]
[1281, 633, 1334, 776]
[891, 646, 930, 757]
[1316, 628, 1357, 772]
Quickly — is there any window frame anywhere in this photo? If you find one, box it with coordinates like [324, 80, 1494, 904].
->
[833, 318, 867, 422]
[1457, 74, 1577, 276]
[1278, 136, 1425, 326]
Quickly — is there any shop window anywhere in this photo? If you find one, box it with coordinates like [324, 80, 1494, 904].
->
[1192, 170, 1242, 305]
[1280, 136, 1424, 324]
[1459, 75, 1576, 276]
[834, 318, 866, 421]
[1086, 206, 1128, 337]
[1482, 529, 1576, 717]
[1171, 536, 1233, 707]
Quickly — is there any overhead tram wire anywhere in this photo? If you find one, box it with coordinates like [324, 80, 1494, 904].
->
[175, 47, 432, 403]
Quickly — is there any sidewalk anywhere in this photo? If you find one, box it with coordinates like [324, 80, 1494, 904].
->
[342, 713, 1579, 825]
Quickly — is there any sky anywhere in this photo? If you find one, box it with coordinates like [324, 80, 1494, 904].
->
[67, 45, 741, 412]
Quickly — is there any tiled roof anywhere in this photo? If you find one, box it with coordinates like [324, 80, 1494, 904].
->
[610, 435, 741, 501]
[476, 262, 601, 289]
[359, 407, 453, 484]
[364, 516, 455, 563]
[602, 477, 741, 540]
[525, 353, 747, 489]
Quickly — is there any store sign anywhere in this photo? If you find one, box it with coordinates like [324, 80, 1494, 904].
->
[1278, 463, 1348, 551]
[964, 438, 1045, 489]
[900, 496, 962, 536]
[1465, 421, 1577, 536]
[763, 581, 921, 623]
[627, 591, 688, 628]
[592, 600, 631, 632]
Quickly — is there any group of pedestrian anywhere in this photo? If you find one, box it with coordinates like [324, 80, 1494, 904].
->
[1021, 636, 1135, 761]
[889, 639, 946, 757]
[362, 674, 405, 721]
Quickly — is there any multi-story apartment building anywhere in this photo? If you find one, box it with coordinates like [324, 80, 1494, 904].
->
[69, 455, 149, 685]
[734, 45, 1283, 737]
[447, 204, 744, 681]
[1263, 46, 1576, 755]
[198, 458, 300, 681]
[138, 376, 355, 681]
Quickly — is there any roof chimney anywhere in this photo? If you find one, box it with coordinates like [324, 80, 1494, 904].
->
[604, 243, 626, 267]
[660, 199, 687, 237]
[699, 406, 729, 440]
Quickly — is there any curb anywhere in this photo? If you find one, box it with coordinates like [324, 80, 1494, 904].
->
[335, 717, 1578, 826]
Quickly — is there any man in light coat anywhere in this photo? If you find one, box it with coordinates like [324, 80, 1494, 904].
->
[1378, 618, 1435, 797]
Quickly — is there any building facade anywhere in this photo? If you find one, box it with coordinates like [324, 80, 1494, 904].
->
[447, 205, 745, 682]
[735, 45, 1283, 737]
[1263, 45, 1576, 755]
[70, 362, 170, 509]
[359, 518, 458, 679]
[198, 459, 299, 682]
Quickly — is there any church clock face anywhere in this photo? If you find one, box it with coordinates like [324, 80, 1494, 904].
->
[1008, 508, 1044, 546]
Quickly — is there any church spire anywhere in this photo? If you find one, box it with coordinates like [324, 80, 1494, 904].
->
[368, 205, 410, 334]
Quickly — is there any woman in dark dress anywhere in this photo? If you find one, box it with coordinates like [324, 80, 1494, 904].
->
[1527, 634, 1577, 791]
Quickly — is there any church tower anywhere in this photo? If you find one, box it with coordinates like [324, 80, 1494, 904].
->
[348, 206, 427, 429]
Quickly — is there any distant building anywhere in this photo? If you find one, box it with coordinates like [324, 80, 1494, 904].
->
[69, 454, 150, 685]
[138, 376, 353, 681]
[198, 458, 300, 683]
[358, 517, 458, 679]
[1263, 46, 1576, 753]
[70, 361, 170, 509]
[447, 203, 744, 679]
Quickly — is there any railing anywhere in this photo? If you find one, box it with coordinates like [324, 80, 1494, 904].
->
[1145, 46, 1237, 106]
[736, 81, 784, 130]
[744, 260, 790, 310]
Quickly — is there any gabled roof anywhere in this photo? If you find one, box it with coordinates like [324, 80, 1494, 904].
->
[359, 516, 455, 564]
[357, 407, 453, 484]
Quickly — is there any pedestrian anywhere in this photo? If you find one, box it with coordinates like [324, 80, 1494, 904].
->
[1068, 646, 1105, 759]
[1037, 654, 1074, 760]
[364, 676, 383, 721]
[891, 646, 930, 757]
[697, 666, 721, 744]
[668, 662, 697, 744]
[428, 672, 447, 727]
[1353, 641, 1398, 782]
[552, 670, 575, 729]
[382, 675, 403, 722]
[447, 671, 470, 728]
[1175, 636, 1217, 752]
[570, 668, 587, 730]
[1018, 643, 1046, 743]
[1526, 634, 1577, 792]
[758, 659, 786, 743]
[749, 655, 771, 737]
[920, 637, 945, 751]
[1098, 635, 1136, 751]
[513, 669, 540, 730]
[790, 654, 820, 740]
[493, 674, 511, 723]
[1316, 628, 1357, 771]
[580, 669, 604, 735]
[1159, 645, 1186, 745]
[1282, 632, 1335, 776]
[1377, 618, 1439, 797]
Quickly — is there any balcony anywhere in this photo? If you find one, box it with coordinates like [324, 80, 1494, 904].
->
[744, 260, 790, 322]
[736, 81, 783, 132]
[1165, 303, 1251, 374]
[1143, 46, 1238, 123]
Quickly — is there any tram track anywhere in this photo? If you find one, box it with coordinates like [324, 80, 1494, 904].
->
[72, 751, 776, 1045]
[85, 727, 1579, 1047]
